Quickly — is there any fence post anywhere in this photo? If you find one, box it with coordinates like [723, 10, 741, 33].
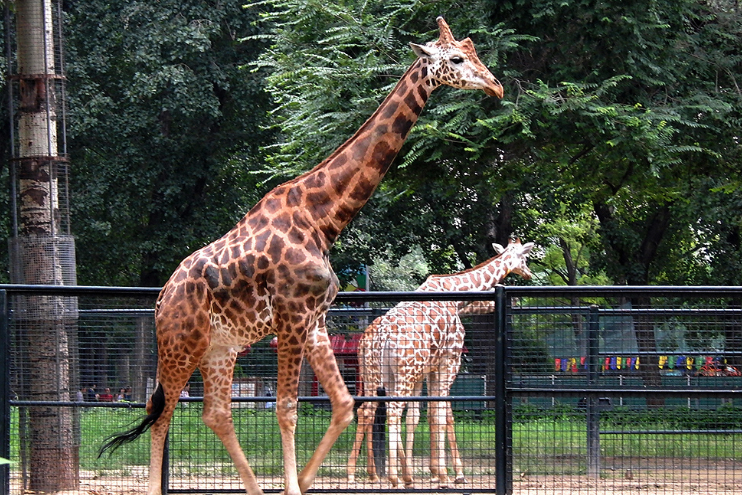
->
[1, 290, 10, 495]
[586, 304, 600, 478]
[162, 433, 169, 495]
[494, 285, 511, 495]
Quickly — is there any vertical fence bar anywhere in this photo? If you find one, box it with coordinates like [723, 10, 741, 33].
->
[494, 286, 510, 494]
[586, 304, 600, 478]
[1, 290, 10, 495]
[162, 431, 169, 494]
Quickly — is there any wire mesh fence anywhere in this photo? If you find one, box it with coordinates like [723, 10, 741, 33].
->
[2, 285, 741, 495]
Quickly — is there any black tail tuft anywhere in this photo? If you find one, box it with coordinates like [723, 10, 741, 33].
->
[372, 386, 387, 476]
[98, 383, 166, 458]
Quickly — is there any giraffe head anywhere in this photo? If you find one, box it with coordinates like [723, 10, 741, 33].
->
[493, 238, 535, 280]
[410, 17, 504, 98]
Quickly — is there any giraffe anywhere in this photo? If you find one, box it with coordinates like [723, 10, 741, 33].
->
[347, 239, 534, 488]
[99, 17, 503, 495]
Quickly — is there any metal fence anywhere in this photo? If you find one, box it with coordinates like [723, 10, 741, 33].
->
[2, 285, 741, 495]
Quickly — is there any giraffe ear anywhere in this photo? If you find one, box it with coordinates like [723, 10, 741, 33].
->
[410, 42, 436, 58]
[521, 242, 535, 255]
[492, 243, 505, 254]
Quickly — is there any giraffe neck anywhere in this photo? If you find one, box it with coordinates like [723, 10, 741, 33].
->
[287, 58, 436, 250]
[418, 253, 511, 293]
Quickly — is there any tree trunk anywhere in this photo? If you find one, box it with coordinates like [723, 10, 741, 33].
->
[12, 0, 78, 490]
[593, 201, 673, 408]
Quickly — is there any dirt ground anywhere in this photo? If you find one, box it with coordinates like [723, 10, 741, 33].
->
[13, 466, 742, 495]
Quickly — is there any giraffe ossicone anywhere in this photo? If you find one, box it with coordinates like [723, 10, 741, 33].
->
[99, 17, 502, 495]
[348, 239, 534, 488]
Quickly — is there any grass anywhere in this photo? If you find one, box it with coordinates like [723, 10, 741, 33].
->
[9, 403, 742, 477]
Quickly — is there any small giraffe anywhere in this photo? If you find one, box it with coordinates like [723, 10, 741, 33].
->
[99, 17, 502, 495]
[347, 239, 534, 488]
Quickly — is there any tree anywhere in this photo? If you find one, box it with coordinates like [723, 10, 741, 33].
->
[10, 0, 77, 489]
[65, 0, 274, 286]
[257, 0, 741, 285]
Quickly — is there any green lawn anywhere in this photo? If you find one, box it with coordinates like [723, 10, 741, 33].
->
[9, 403, 742, 478]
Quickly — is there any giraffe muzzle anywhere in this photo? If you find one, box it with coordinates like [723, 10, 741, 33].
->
[484, 79, 504, 99]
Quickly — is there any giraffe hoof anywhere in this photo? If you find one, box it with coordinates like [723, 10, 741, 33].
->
[347, 475, 355, 483]
[455, 475, 468, 484]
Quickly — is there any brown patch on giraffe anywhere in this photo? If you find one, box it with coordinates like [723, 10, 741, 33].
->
[304, 171, 326, 190]
[253, 229, 271, 252]
[349, 177, 375, 202]
[371, 141, 395, 170]
[392, 114, 414, 137]
[327, 153, 348, 170]
[271, 212, 292, 233]
[351, 135, 372, 161]
[256, 255, 269, 270]
[380, 101, 400, 120]
[264, 197, 281, 213]
[246, 213, 269, 231]
[396, 79, 408, 95]
[203, 264, 220, 290]
[417, 84, 429, 102]
[335, 204, 355, 225]
[403, 91, 422, 114]
[284, 247, 307, 265]
[238, 255, 255, 278]
[287, 226, 306, 246]
[306, 191, 331, 215]
[331, 169, 357, 195]
[285, 186, 303, 207]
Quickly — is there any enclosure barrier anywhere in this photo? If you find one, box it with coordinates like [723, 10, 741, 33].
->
[2, 285, 741, 495]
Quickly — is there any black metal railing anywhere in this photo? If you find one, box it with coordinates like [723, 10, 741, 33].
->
[2, 285, 741, 495]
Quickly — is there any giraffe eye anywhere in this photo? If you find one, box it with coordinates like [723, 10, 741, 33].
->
[450, 56, 464, 64]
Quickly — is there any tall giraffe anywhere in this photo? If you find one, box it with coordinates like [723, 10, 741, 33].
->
[347, 239, 534, 488]
[99, 17, 503, 495]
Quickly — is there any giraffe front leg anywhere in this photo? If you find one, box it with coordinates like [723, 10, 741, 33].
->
[365, 402, 380, 481]
[404, 382, 423, 484]
[299, 325, 354, 493]
[200, 347, 264, 495]
[427, 399, 449, 488]
[446, 402, 467, 484]
[273, 336, 306, 495]
[385, 401, 405, 488]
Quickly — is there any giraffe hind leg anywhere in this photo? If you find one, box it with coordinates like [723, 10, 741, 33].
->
[347, 401, 378, 482]
[146, 384, 184, 495]
[446, 402, 467, 484]
[200, 346, 264, 495]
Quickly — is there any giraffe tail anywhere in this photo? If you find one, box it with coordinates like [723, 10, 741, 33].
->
[372, 386, 387, 477]
[98, 382, 166, 457]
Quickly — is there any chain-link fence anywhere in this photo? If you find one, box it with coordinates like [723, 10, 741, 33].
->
[2, 286, 741, 495]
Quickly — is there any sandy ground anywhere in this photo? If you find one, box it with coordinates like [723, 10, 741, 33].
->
[12, 465, 742, 495]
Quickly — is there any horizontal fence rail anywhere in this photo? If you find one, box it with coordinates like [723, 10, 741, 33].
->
[2, 285, 742, 495]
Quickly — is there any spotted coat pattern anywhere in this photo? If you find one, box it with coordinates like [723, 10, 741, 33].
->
[347, 239, 534, 488]
[140, 16, 503, 495]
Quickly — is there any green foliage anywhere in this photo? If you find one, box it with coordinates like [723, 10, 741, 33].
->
[368, 245, 430, 291]
[65, 0, 274, 286]
[255, 0, 742, 286]
[2, 0, 738, 287]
